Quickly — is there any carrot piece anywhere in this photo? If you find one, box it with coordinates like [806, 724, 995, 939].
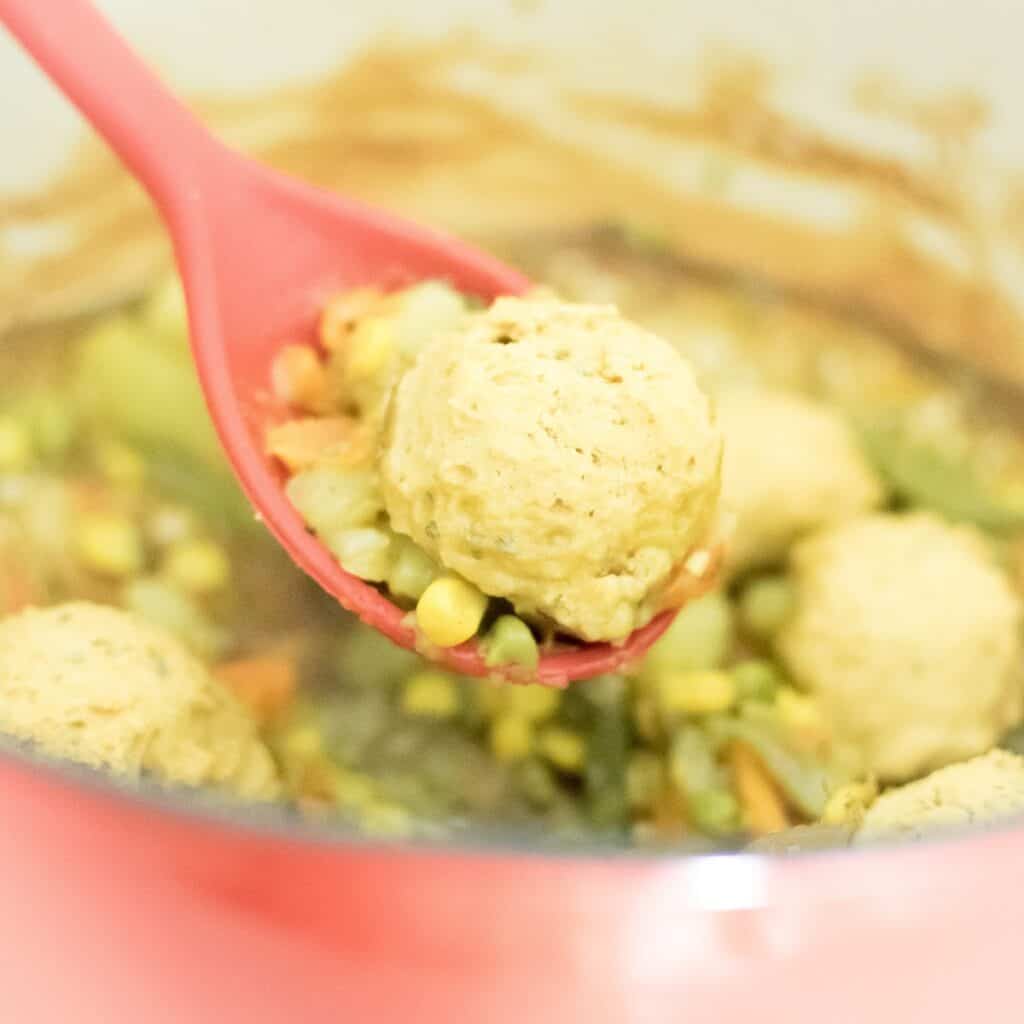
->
[215, 655, 298, 724]
[264, 416, 370, 473]
[0, 567, 37, 615]
[728, 740, 790, 836]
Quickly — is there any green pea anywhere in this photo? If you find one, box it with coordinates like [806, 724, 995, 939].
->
[732, 659, 784, 703]
[517, 759, 559, 808]
[687, 789, 741, 837]
[739, 575, 795, 638]
[483, 615, 540, 671]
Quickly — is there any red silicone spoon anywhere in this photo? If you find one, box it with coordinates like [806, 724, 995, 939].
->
[0, 0, 718, 684]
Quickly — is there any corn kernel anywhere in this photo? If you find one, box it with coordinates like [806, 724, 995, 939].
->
[489, 714, 533, 762]
[271, 344, 328, 411]
[74, 515, 145, 577]
[655, 669, 736, 716]
[821, 778, 878, 826]
[282, 724, 323, 760]
[401, 671, 459, 718]
[92, 438, 145, 487]
[503, 682, 559, 721]
[538, 726, 586, 773]
[346, 317, 395, 381]
[415, 576, 488, 647]
[161, 538, 230, 594]
[0, 417, 31, 471]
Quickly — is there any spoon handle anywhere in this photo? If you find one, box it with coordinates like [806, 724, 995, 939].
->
[0, 0, 220, 220]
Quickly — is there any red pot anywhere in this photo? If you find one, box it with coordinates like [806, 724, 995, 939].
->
[1, 749, 1021, 1023]
[5, 3, 1024, 1021]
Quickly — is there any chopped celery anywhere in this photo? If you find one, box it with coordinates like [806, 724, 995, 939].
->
[641, 591, 734, 676]
[584, 694, 630, 831]
[74, 315, 223, 470]
[669, 724, 724, 794]
[144, 446, 252, 532]
[705, 710, 831, 817]
[858, 417, 1024, 532]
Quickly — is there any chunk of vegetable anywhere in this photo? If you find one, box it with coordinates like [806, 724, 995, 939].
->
[285, 466, 381, 535]
[483, 615, 540, 671]
[732, 659, 783, 703]
[266, 416, 369, 473]
[654, 668, 737, 716]
[74, 514, 145, 577]
[329, 527, 394, 582]
[738, 575, 795, 637]
[401, 671, 460, 719]
[387, 538, 440, 601]
[161, 538, 231, 594]
[215, 655, 298, 724]
[641, 591, 734, 676]
[729, 740, 790, 835]
[858, 417, 1024, 532]
[416, 577, 488, 647]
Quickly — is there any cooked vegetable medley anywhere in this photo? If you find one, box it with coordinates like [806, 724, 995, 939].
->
[5, 227, 1024, 849]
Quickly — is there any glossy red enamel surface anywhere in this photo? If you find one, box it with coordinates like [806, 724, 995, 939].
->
[0, 753, 1022, 1023]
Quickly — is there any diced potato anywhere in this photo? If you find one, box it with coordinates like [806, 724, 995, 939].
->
[285, 465, 381, 536]
[329, 527, 394, 582]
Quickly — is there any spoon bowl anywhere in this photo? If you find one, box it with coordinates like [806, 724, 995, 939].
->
[0, 0, 718, 683]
